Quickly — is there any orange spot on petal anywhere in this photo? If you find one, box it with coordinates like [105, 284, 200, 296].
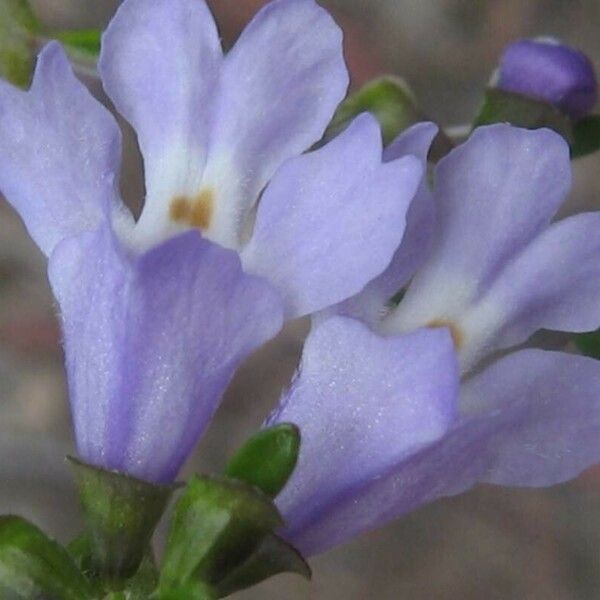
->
[169, 197, 191, 222]
[169, 188, 214, 230]
[427, 318, 464, 349]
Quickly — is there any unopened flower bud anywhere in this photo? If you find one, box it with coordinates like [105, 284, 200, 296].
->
[495, 38, 597, 119]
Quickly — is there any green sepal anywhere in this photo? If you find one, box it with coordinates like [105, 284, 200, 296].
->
[474, 88, 573, 143]
[125, 552, 160, 598]
[0, 0, 40, 87]
[225, 423, 300, 497]
[215, 533, 311, 598]
[0, 515, 93, 599]
[156, 581, 216, 600]
[68, 534, 159, 598]
[574, 330, 600, 359]
[68, 456, 176, 580]
[160, 475, 283, 590]
[571, 115, 600, 158]
[323, 76, 420, 146]
[52, 28, 101, 58]
[67, 533, 94, 574]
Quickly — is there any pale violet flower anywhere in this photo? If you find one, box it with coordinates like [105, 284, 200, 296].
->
[0, 0, 423, 482]
[268, 123, 600, 556]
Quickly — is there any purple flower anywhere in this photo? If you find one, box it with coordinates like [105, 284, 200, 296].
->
[269, 123, 600, 555]
[0, 0, 423, 482]
[495, 38, 598, 119]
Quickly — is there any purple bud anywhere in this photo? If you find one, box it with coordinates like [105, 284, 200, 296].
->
[496, 38, 598, 119]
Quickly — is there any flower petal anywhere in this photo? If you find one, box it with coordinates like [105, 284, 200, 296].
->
[241, 114, 423, 319]
[270, 316, 458, 554]
[384, 125, 572, 370]
[201, 0, 349, 246]
[283, 346, 600, 556]
[461, 349, 600, 487]
[99, 0, 222, 246]
[334, 122, 438, 324]
[49, 226, 283, 482]
[100, 0, 348, 250]
[462, 212, 600, 359]
[389, 125, 570, 320]
[0, 42, 127, 256]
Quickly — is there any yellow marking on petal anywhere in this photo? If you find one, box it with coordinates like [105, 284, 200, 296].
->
[169, 188, 214, 230]
[427, 318, 464, 350]
[169, 197, 191, 222]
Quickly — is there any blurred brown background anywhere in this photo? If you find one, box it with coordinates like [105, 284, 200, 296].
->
[1, 1, 600, 598]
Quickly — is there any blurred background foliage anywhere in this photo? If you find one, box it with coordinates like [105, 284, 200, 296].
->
[0, 1, 599, 598]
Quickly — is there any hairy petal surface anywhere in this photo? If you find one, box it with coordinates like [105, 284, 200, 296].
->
[99, 0, 222, 246]
[242, 115, 423, 318]
[270, 317, 458, 553]
[0, 42, 126, 255]
[49, 227, 283, 482]
[284, 348, 600, 556]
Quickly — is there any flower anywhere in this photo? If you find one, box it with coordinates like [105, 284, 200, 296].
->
[268, 123, 600, 555]
[494, 38, 598, 119]
[0, 0, 423, 482]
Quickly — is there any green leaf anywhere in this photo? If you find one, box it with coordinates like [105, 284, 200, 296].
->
[323, 76, 420, 146]
[225, 424, 300, 497]
[69, 456, 176, 580]
[0, 515, 93, 599]
[474, 88, 573, 143]
[0, 0, 40, 87]
[571, 115, 600, 158]
[53, 29, 101, 58]
[160, 475, 283, 590]
[215, 534, 310, 598]
[574, 330, 600, 359]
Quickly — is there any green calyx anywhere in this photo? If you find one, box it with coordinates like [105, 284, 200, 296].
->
[0, 423, 308, 598]
[474, 88, 600, 159]
[159, 473, 310, 598]
[160, 474, 283, 590]
[68, 456, 176, 581]
[474, 87, 574, 142]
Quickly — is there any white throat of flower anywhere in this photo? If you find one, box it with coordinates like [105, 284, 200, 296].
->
[381, 282, 507, 376]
